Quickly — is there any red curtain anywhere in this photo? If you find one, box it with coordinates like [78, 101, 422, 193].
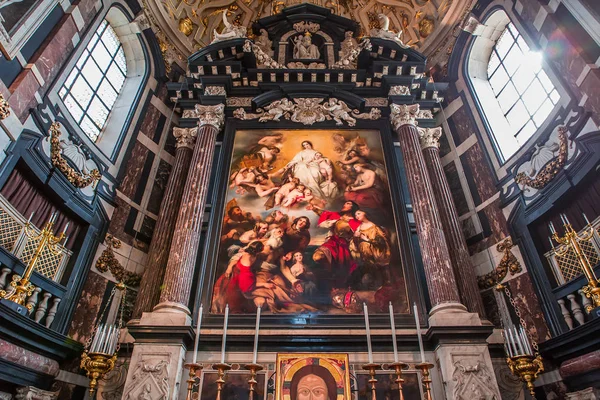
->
[0, 168, 81, 249]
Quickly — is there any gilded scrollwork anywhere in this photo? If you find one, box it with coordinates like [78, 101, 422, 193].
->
[0, 93, 9, 120]
[49, 122, 101, 189]
[95, 235, 141, 287]
[478, 238, 522, 290]
[515, 126, 568, 190]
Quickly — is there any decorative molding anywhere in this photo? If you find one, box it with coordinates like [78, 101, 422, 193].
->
[418, 127, 442, 150]
[14, 386, 58, 400]
[233, 98, 381, 126]
[243, 40, 286, 69]
[389, 85, 411, 96]
[293, 21, 320, 33]
[478, 238, 522, 290]
[365, 98, 388, 107]
[0, 93, 9, 120]
[203, 86, 227, 96]
[123, 355, 170, 400]
[417, 109, 434, 119]
[515, 126, 568, 190]
[49, 122, 101, 189]
[286, 61, 326, 69]
[95, 235, 141, 287]
[196, 104, 225, 131]
[452, 361, 500, 400]
[173, 127, 197, 150]
[226, 97, 253, 107]
[390, 103, 420, 129]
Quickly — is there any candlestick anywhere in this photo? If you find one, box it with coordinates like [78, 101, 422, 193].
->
[583, 213, 591, 225]
[415, 362, 434, 400]
[252, 306, 261, 364]
[244, 363, 263, 400]
[184, 362, 203, 400]
[212, 362, 232, 400]
[362, 363, 381, 400]
[192, 304, 203, 364]
[389, 302, 399, 363]
[413, 303, 426, 363]
[220, 304, 229, 364]
[363, 303, 373, 364]
[389, 362, 408, 400]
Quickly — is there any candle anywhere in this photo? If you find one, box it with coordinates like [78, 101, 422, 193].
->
[252, 306, 261, 364]
[502, 330, 512, 357]
[192, 304, 203, 364]
[389, 302, 398, 363]
[109, 327, 119, 354]
[511, 327, 523, 355]
[61, 222, 70, 237]
[95, 325, 107, 353]
[363, 303, 373, 364]
[549, 222, 556, 235]
[90, 324, 102, 352]
[519, 326, 532, 355]
[548, 237, 555, 249]
[413, 303, 426, 363]
[27, 211, 35, 224]
[220, 304, 229, 364]
[103, 326, 114, 354]
[583, 213, 591, 225]
[563, 214, 571, 225]
[50, 211, 57, 223]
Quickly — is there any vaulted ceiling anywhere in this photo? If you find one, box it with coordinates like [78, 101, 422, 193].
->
[141, 0, 474, 69]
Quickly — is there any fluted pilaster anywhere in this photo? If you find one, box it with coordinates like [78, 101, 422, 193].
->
[419, 127, 486, 316]
[390, 104, 464, 312]
[131, 127, 197, 319]
[154, 104, 225, 314]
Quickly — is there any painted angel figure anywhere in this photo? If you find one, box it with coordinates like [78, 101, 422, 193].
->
[212, 10, 247, 44]
[322, 99, 357, 126]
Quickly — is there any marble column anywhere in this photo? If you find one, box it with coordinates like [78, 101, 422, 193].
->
[131, 127, 196, 320]
[419, 127, 486, 316]
[154, 104, 225, 315]
[390, 104, 464, 313]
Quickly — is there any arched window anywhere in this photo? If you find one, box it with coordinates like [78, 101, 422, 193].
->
[59, 20, 127, 142]
[468, 11, 561, 162]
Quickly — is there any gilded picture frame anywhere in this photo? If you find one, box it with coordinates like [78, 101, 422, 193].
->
[275, 353, 352, 400]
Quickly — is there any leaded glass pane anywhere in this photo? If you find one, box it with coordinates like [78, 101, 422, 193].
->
[107, 63, 125, 91]
[98, 79, 118, 109]
[81, 116, 100, 141]
[506, 100, 529, 130]
[82, 58, 103, 90]
[71, 75, 93, 108]
[92, 43, 112, 72]
[490, 66, 509, 93]
[522, 80, 545, 114]
[64, 95, 84, 121]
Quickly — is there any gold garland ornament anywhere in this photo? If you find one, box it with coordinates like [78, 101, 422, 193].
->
[49, 122, 101, 188]
[478, 238, 522, 290]
[0, 93, 10, 120]
[515, 126, 568, 190]
[95, 234, 141, 287]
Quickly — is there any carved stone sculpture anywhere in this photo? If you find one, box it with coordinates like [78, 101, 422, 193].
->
[293, 33, 320, 59]
[211, 10, 246, 44]
[370, 13, 410, 48]
[244, 40, 286, 69]
[123, 357, 170, 400]
[389, 85, 411, 96]
[339, 31, 359, 59]
[234, 98, 381, 127]
[332, 38, 372, 70]
[255, 28, 273, 56]
[14, 387, 58, 400]
[452, 361, 500, 400]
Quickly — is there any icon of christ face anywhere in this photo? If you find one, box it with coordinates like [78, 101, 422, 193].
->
[296, 374, 328, 400]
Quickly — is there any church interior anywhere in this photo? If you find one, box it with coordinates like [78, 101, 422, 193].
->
[1, 0, 600, 399]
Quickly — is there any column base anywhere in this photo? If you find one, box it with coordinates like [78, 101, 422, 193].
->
[140, 309, 192, 327]
[153, 301, 191, 316]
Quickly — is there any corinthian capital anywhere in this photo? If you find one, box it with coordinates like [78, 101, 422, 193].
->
[173, 127, 198, 149]
[418, 127, 443, 150]
[195, 103, 225, 131]
[389, 103, 420, 130]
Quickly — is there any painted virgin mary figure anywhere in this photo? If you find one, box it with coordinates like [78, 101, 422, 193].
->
[275, 141, 332, 199]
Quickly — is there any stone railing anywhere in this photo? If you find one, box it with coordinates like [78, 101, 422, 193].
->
[556, 287, 594, 330]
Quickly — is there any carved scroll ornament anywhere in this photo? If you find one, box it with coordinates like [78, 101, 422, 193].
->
[233, 98, 381, 126]
[50, 122, 101, 189]
[478, 238, 522, 290]
[515, 126, 568, 190]
[0, 93, 9, 120]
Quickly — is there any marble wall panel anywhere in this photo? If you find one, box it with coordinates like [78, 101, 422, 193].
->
[68, 271, 108, 345]
[461, 143, 497, 206]
[444, 160, 470, 216]
[147, 159, 172, 215]
[468, 201, 509, 254]
[581, 69, 600, 125]
[507, 273, 551, 344]
[560, 349, 600, 378]
[462, 216, 478, 240]
[7, 70, 41, 123]
[480, 288, 502, 327]
[448, 104, 477, 145]
[76, 0, 99, 26]
[0, 339, 60, 376]
[545, 27, 585, 100]
[119, 141, 149, 201]
[138, 215, 156, 244]
[140, 103, 162, 141]
[163, 123, 177, 156]
[518, 0, 543, 33]
[108, 196, 134, 246]
[439, 130, 451, 158]
[32, 16, 77, 94]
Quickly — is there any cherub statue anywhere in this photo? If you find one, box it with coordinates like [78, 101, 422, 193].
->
[211, 10, 247, 44]
[339, 31, 359, 59]
[370, 13, 409, 48]
[293, 32, 320, 59]
[322, 99, 357, 126]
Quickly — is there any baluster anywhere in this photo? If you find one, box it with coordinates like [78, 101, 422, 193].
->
[35, 292, 52, 323]
[558, 298, 574, 330]
[579, 289, 592, 315]
[0, 267, 11, 289]
[26, 287, 42, 313]
[45, 298, 61, 328]
[567, 293, 585, 326]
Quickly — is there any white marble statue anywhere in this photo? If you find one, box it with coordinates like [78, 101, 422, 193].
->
[211, 10, 246, 44]
[293, 33, 320, 59]
[370, 13, 409, 48]
[339, 31, 359, 59]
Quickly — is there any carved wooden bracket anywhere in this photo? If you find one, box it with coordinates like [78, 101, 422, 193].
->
[478, 238, 523, 290]
[515, 126, 568, 190]
[49, 122, 101, 188]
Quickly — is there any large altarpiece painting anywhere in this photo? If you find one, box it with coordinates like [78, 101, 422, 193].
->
[209, 129, 410, 315]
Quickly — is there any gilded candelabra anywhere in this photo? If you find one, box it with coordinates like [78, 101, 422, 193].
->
[184, 362, 203, 400]
[550, 215, 600, 312]
[415, 362, 434, 400]
[81, 282, 126, 395]
[0, 213, 67, 311]
[506, 354, 544, 397]
[389, 362, 408, 400]
[362, 363, 380, 400]
[244, 363, 263, 400]
[212, 362, 232, 400]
